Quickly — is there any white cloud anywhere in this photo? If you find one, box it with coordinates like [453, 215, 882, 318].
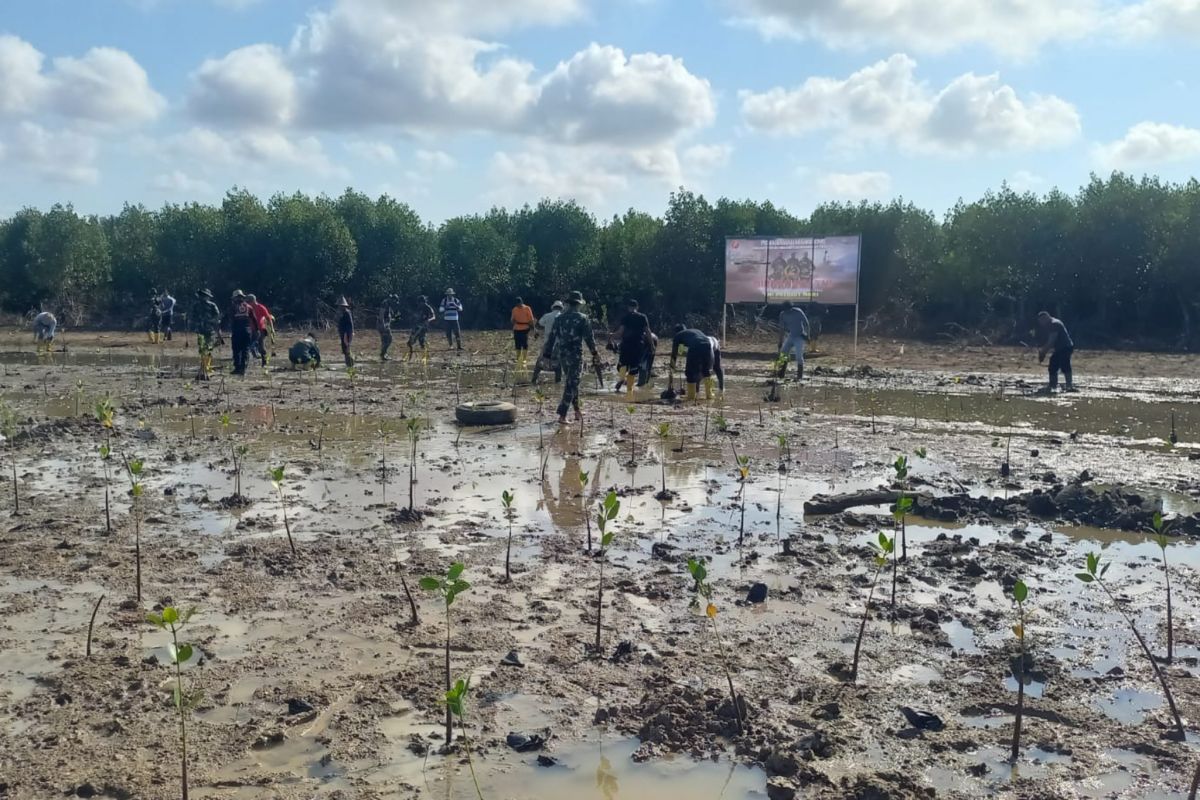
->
[534, 44, 716, 146]
[1113, 0, 1200, 41]
[151, 170, 214, 194]
[0, 35, 50, 115]
[188, 44, 296, 126]
[1094, 121, 1200, 168]
[490, 149, 628, 207]
[416, 149, 456, 169]
[334, 0, 586, 35]
[727, 0, 1099, 58]
[740, 54, 1080, 155]
[1009, 169, 1047, 192]
[816, 170, 892, 199]
[346, 140, 399, 163]
[0, 35, 163, 126]
[161, 127, 345, 177]
[682, 143, 733, 172]
[4, 122, 100, 184]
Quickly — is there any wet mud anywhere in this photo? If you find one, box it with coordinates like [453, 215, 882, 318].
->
[0, 329, 1198, 799]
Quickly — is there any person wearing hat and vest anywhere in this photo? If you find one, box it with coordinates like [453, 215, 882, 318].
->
[229, 290, 255, 375]
[511, 296, 535, 369]
[336, 296, 355, 366]
[190, 289, 222, 379]
[544, 291, 600, 424]
[439, 288, 463, 351]
[407, 295, 437, 363]
[532, 300, 565, 385]
[378, 294, 399, 361]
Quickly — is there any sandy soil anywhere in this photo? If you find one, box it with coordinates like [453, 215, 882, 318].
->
[0, 327, 1198, 800]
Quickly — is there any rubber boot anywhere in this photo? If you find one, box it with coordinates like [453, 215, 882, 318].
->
[704, 377, 714, 401]
[686, 383, 698, 402]
[625, 372, 636, 396]
[422, 346, 429, 365]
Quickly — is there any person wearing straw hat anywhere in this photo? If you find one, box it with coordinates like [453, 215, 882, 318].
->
[439, 288, 463, 351]
[190, 289, 222, 379]
[336, 296, 355, 366]
[544, 291, 600, 425]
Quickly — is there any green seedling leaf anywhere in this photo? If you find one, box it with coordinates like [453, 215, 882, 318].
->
[269, 465, 285, 484]
[99, 444, 111, 459]
[1075, 572, 1095, 583]
[914, 447, 927, 459]
[601, 532, 615, 548]
[171, 643, 193, 665]
[146, 611, 164, 628]
[1012, 580, 1028, 604]
[578, 470, 589, 488]
[447, 562, 465, 581]
[418, 577, 441, 591]
[686, 557, 707, 585]
[501, 490, 514, 509]
[656, 422, 671, 438]
[1086, 552, 1099, 576]
[162, 606, 179, 625]
[1152, 511, 1164, 533]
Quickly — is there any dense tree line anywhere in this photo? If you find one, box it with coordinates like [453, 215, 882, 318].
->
[2, 174, 1198, 349]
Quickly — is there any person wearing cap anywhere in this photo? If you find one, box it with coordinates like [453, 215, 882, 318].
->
[33, 309, 57, 354]
[378, 294, 398, 361]
[439, 288, 463, 351]
[406, 295, 437, 363]
[246, 293, 275, 367]
[229, 290, 256, 375]
[190, 289, 222, 379]
[288, 334, 322, 369]
[147, 289, 163, 344]
[777, 301, 810, 381]
[545, 291, 600, 424]
[511, 296, 535, 369]
[670, 324, 723, 401]
[611, 298, 652, 396]
[1036, 311, 1076, 394]
[159, 289, 176, 341]
[336, 297, 355, 366]
[532, 300, 565, 385]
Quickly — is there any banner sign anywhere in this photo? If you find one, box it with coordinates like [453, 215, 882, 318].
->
[724, 235, 861, 305]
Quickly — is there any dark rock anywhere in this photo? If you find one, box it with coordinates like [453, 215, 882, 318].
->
[506, 731, 547, 752]
[747, 583, 769, 604]
[286, 698, 314, 715]
[1027, 493, 1057, 518]
[593, 707, 610, 725]
[650, 542, 678, 561]
[74, 784, 97, 798]
[765, 750, 799, 777]
[963, 561, 986, 578]
[766, 777, 797, 800]
[813, 702, 840, 720]
[966, 762, 989, 777]
[611, 640, 634, 661]
[536, 754, 558, 767]
[501, 650, 524, 668]
[899, 707, 944, 731]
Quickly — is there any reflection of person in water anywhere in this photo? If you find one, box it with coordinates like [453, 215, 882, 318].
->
[541, 452, 587, 533]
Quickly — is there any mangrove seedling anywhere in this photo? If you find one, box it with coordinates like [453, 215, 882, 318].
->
[317, 402, 331, 454]
[1009, 579, 1030, 762]
[849, 531, 893, 683]
[378, 424, 389, 502]
[269, 466, 296, 556]
[1076, 552, 1186, 740]
[445, 677, 485, 800]
[74, 379, 84, 417]
[579, 469, 593, 553]
[406, 417, 421, 513]
[346, 365, 358, 415]
[147, 605, 201, 800]
[889, 496, 910, 617]
[1149, 512, 1174, 663]
[777, 433, 791, 464]
[419, 562, 471, 746]
[594, 490, 620, 655]
[686, 558, 746, 735]
[86, 594, 104, 658]
[714, 413, 729, 434]
[730, 442, 750, 546]
[0, 402, 19, 515]
[893, 455, 911, 561]
[655, 422, 672, 499]
[125, 456, 146, 603]
[501, 489, 516, 582]
[625, 405, 636, 462]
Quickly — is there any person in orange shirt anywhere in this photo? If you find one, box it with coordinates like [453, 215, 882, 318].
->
[511, 296, 535, 368]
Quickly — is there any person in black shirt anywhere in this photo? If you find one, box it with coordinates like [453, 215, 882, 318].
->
[670, 325, 721, 401]
[229, 290, 255, 375]
[612, 299, 651, 395]
[336, 296, 354, 366]
[1037, 311, 1075, 394]
[407, 295, 437, 362]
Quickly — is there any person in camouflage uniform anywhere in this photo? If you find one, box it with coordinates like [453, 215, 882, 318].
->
[191, 288, 222, 379]
[545, 291, 600, 424]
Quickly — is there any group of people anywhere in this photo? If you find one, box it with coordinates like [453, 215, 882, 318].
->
[187, 289, 275, 378]
[146, 289, 177, 343]
[373, 288, 462, 364]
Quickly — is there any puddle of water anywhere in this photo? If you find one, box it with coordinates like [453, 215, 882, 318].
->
[941, 619, 980, 653]
[1003, 675, 1047, 699]
[890, 663, 942, 685]
[1096, 686, 1162, 725]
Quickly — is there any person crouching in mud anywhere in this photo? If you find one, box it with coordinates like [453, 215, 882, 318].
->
[289, 335, 321, 369]
[670, 325, 724, 401]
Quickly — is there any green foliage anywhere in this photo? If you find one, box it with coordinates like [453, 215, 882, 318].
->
[596, 490, 620, 548]
[421, 562, 470, 607]
[0, 401, 17, 441]
[94, 397, 116, 429]
[269, 465, 284, 487]
[1075, 551, 1111, 583]
[893, 455, 909, 481]
[655, 422, 671, 439]
[714, 413, 729, 433]
[914, 447, 927, 459]
[445, 677, 470, 719]
[892, 495, 913, 524]
[870, 531, 895, 567]
[1012, 579, 1028, 605]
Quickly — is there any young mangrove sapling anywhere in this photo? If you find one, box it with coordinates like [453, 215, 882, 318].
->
[406, 417, 421, 513]
[893, 455, 910, 561]
[1150, 512, 1175, 663]
[687, 558, 746, 735]
[1076, 552, 1186, 740]
[445, 677, 485, 800]
[419, 562, 470, 746]
[146, 605, 201, 800]
[579, 469, 592, 553]
[501, 489, 516, 582]
[125, 457, 146, 603]
[655, 422, 672, 500]
[594, 491, 620, 655]
[0, 402, 19, 515]
[1009, 579, 1030, 762]
[269, 465, 296, 556]
[849, 531, 893, 683]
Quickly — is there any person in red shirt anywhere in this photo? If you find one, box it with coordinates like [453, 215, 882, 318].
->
[246, 293, 275, 367]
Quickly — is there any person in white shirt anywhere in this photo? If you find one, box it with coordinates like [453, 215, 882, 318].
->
[33, 310, 57, 354]
[159, 290, 176, 341]
[438, 288, 463, 351]
[531, 300, 564, 384]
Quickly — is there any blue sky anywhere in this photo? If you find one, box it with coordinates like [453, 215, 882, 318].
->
[2, 0, 1198, 222]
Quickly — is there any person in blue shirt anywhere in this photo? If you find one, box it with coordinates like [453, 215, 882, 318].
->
[439, 288, 463, 351]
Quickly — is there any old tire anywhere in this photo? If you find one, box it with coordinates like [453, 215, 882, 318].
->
[455, 401, 518, 426]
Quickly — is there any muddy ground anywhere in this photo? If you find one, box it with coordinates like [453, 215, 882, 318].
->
[0, 327, 1198, 800]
